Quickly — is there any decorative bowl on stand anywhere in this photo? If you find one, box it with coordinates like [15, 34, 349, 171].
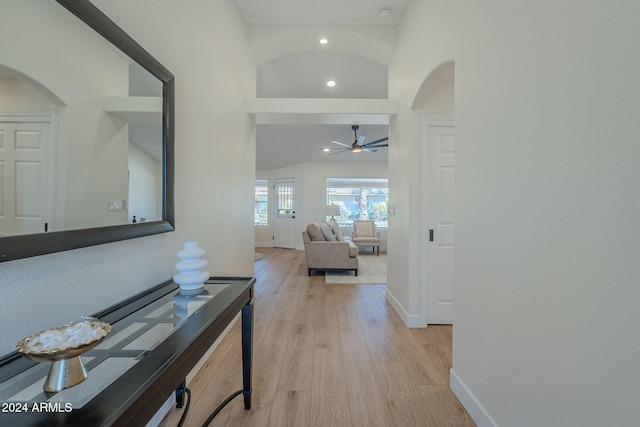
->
[16, 317, 111, 392]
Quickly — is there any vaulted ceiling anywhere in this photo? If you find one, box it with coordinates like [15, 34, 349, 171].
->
[234, 0, 412, 170]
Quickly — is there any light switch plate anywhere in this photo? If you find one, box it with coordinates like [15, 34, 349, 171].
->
[108, 200, 122, 211]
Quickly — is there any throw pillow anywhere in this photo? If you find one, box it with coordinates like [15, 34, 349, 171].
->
[307, 223, 325, 241]
[328, 220, 345, 241]
[319, 221, 338, 241]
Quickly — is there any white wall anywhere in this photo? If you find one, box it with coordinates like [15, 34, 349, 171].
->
[257, 162, 388, 250]
[128, 142, 162, 223]
[390, 0, 640, 426]
[0, 0, 255, 356]
[65, 104, 130, 229]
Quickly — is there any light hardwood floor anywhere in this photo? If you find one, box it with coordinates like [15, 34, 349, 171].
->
[160, 248, 475, 427]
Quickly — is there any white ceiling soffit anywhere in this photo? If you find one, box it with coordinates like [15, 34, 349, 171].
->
[235, 0, 411, 25]
[248, 98, 396, 125]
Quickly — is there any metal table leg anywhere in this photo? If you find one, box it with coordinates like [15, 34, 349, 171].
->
[241, 300, 253, 410]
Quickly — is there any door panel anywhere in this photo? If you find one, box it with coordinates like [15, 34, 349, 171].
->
[0, 119, 51, 236]
[426, 121, 455, 324]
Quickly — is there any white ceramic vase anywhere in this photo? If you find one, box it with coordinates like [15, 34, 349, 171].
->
[173, 241, 209, 292]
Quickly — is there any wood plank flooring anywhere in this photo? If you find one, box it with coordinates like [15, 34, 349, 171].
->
[159, 248, 475, 427]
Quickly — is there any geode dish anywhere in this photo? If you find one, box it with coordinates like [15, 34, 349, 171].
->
[16, 317, 111, 392]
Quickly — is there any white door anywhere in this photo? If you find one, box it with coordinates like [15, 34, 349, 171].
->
[0, 116, 53, 236]
[273, 178, 296, 249]
[426, 120, 455, 324]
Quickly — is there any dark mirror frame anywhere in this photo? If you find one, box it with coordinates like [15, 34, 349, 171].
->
[0, 0, 175, 263]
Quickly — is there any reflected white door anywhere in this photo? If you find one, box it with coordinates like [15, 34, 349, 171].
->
[426, 120, 455, 324]
[273, 178, 296, 249]
[0, 116, 52, 236]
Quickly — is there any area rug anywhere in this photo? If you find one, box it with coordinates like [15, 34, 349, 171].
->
[254, 252, 264, 261]
[325, 254, 387, 284]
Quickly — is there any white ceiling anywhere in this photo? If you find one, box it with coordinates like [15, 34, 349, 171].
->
[234, 0, 412, 170]
[256, 123, 389, 170]
[235, 0, 411, 25]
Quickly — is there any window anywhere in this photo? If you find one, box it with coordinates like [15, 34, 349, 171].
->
[254, 179, 268, 226]
[326, 178, 388, 228]
[275, 180, 294, 215]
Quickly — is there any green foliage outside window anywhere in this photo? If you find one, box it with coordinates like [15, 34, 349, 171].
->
[255, 180, 268, 226]
[326, 178, 388, 228]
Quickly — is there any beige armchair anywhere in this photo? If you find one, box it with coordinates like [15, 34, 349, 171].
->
[352, 220, 381, 255]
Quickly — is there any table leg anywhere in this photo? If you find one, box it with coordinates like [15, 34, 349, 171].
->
[241, 300, 253, 410]
[175, 381, 186, 408]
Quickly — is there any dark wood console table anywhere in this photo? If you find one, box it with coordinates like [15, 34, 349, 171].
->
[0, 276, 255, 426]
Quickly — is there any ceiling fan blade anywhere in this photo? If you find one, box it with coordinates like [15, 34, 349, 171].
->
[364, 143, 388, 148]
[365, 137, 388, 146]
[357, 135, 366, 146]
[362, 147, 378, 153]
[331, 140, 351, 148]
[328, 148, 352, 155]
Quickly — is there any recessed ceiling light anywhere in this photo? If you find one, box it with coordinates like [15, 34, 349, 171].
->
[326, 80, 336, 87]
[379, 8, 392, 18]
[319, 38, 328, 45]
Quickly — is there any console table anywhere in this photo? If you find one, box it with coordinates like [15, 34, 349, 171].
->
[0, 276, 255, 426]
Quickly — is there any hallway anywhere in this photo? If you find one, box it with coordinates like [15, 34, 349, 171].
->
[160, 248, 474, 426]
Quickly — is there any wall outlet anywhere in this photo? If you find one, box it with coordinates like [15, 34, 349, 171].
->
[108, 200, 122, 211]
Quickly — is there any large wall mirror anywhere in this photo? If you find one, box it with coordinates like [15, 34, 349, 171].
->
[0, 0, 175, 262]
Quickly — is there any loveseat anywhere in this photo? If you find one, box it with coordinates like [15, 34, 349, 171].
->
[302, 221, 358, 276]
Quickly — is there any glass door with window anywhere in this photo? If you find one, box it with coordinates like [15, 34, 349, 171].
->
[273, 178, 296, 248]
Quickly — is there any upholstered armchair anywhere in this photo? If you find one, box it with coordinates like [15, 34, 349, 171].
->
[352, 220, 381, 255]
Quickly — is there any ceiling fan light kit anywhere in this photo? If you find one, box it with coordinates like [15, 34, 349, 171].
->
[379, 8, 392, 18]
[329, 125, 389, 155]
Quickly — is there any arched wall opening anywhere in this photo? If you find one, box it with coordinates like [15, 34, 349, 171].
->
[250, 28, 396, 67]
[414, 60, 455, 326]
[257, 51, 388, 99]
[0, 64, 66, 109]
[411, 61, 454, 112]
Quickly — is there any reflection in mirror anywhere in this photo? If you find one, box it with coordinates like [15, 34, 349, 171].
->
[0, 3, 163, 236]
[0, 0, 174, 261]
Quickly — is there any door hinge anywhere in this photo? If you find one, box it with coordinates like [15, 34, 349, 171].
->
[429, 229, 434, 242]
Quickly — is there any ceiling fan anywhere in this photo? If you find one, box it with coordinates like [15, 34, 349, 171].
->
[330, 125, 388, 154]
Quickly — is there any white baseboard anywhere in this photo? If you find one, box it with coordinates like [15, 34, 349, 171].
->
[145, 395, 175, 427]
[450, 368, 497, 427]
[255, 242, 273, 248]
[384, 289, 425, 327]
